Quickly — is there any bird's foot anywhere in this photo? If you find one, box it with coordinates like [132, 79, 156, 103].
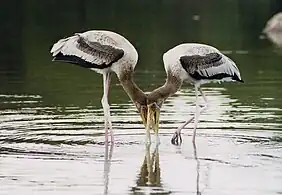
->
[171, 131, 182, 145]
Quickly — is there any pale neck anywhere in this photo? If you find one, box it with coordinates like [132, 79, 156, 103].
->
[147, 72, 183, 105]
[118, 71, 147, 105]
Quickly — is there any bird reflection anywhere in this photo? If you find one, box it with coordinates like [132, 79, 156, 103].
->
[175, 142, 210, 195]
[137, 143, 161, 187]
[103, 142, 114, 195]
[193, 142, 201, 195]
[132, 143, 163, 193]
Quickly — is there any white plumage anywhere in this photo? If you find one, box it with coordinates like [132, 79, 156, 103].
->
[51, 30, 138, 76]
[50, 30, 139, 143]
[262, 12, 282, 47]
[166, 43, 243, 145]
[163, 43, 243, 85]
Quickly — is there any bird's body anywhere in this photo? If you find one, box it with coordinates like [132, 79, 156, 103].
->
[263, 12, 282, 47]
[163, 43, 243, 86]
[146, 43, 243, 145]
[51, 30, 138, 77]
[51, 30, 147, 143]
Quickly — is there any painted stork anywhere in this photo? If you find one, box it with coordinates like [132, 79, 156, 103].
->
[50, 30, 147, 143]
[262, 12, 282, 47]
[145, 43, 243, 145]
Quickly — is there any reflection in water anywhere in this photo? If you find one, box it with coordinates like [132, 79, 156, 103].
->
[103, 143, 114, 195]
[132, 143, 165, 194]
[175, 143, 210, 195]
[1, 1, 282, 194]
[193, 142, 201, 195]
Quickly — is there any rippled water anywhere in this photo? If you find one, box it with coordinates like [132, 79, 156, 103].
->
[1, 75, 282, 194]
[1, 1, 282, 194]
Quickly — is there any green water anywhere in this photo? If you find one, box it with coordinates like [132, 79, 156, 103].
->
[1, 1, 282, 194]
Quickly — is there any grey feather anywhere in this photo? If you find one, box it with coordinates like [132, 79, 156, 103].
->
[76, 34, 124, 65]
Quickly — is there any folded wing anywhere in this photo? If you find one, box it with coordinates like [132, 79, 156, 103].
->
[180, 52, 243, 82]
[51, 32, 124, 69]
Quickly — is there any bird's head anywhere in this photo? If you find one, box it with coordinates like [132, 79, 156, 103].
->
[146, 98, 164, 133]
[134, 96, 163, 131]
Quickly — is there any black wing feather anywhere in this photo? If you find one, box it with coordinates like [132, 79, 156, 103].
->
[180, 52, 223, 74]
[53, 35, 124, 69]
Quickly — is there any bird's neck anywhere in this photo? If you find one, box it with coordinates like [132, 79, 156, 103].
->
[147, 71, 183, 104]
[118, 71, 147, 105]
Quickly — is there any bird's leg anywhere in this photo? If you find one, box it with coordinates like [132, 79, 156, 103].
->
[102, 72, 113, 143]
[192, 85, 200, 143]
[199, 87, 208, 108]
[171, 86, 208, 145]
[105, 72, 113, 142]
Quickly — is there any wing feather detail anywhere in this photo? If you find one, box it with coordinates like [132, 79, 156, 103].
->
[180, 52, 223, 74]
[51, 32, 124, 69]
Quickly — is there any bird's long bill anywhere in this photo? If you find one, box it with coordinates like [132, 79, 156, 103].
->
[147, 103, 160, 133]
[139, 107, 148, 128]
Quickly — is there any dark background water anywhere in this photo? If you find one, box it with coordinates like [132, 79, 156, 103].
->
[1, 1, 282, 195]
[1, 0, 282, 107]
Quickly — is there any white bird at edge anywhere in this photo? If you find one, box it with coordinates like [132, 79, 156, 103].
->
[145, 43, 244, 145]
[50, 30, 148, 144]
[262, 12, 282, 47]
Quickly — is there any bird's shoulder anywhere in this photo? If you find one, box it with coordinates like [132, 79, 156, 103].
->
[77, 31, 122, 49]
[74, 31, 124, 62]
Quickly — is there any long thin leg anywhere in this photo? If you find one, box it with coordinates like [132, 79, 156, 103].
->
[171, 86, 208, 145]
[105, 73, 113, 142]
[179, 87, 208, 130]
[102, 72, 113, 143]
[192, 86, 200, 143]
[199, 87, 208, 105]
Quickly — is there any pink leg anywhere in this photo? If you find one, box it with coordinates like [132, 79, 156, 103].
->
[105, 73, 113, 143]
[192, 86, 200, 143]
[102, 72, 113, 144]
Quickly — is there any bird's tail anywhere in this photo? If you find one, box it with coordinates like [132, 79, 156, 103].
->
[50, 35, 76, 56]
[226, 57, 244, 83]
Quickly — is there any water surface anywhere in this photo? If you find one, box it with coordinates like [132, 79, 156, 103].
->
[1, 0, 282, 194]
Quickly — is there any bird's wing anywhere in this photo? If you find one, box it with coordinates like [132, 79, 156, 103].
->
[180, 52, 243, 82]
[51, 32, 124, 68]
[76, 34, 124, 65]
[179, 52, 223, 74]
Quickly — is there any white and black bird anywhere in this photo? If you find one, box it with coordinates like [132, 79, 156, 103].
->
[50, 30, 148, 143]
[145, 43, 243, 145]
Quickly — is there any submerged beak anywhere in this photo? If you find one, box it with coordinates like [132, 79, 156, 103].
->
[147, 103, 160, 133]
